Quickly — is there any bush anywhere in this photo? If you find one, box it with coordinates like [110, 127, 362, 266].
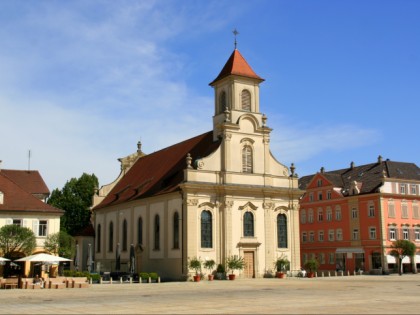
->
[149, 272, 159, 280]
[216, 263, 225, 273]
[139, 272, 149, 280]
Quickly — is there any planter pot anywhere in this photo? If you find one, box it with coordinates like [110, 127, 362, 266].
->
[208, 274, 214, 281]
[228, 274, 236, 281]
[193, 275, 201, 282]
[307, 272, 315, 278]
[276, 272, 286, 279]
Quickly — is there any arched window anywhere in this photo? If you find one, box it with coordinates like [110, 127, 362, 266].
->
[173, 212, 180, 249]
[97, 224, 101, 253]
[277, 214, 288, 248]
[243, 212, 254, 237]
[108, 221, 114, 252]
[201, 210, 212, 248]
[122, 219, 128, 251]
[219, 91, 227, 113]
[137, 217, 143, 245]
[154, 215, 160, 250]
[241, 89, 251, 111]
[242, 145, 253, 173]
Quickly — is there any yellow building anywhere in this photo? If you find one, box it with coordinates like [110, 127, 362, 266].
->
[92, 48, 302, 280]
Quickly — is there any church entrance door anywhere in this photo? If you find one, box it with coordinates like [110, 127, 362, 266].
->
[243, 251, 255, 278]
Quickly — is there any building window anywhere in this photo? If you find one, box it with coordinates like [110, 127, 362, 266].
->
[352, 229, 359, 240]
[327, 191, 332, 200]
[318, 230, 324, 242]
[137, 217, 143, 245]
[241, 89, 251, 111]
[318, 192, 323, 201]
[329, 253, 335, 264]
[317, 179, 322, 187]
[201, 210, 212, 248]
[317, 208, 323, 222]
[336, 229, 343, 241]
[219, 90, 227, 112]
[413, 203, 419, 219]
[411, 185, 417, 195]
[328, 230, 334, 241]
[13, 219, 22, 226]
[335, 206, 342, 221]
[97, 224, 101, 253]
[308, 209, 314, 223]
[302, 232, 307, 243]
[351, 207, 358, 219]
[400, 184, 407, 194]
[309, 193, 314, 202]
[309, 231, 315, 242]
[368, 204, 375, 217]
[369, 227, 377, 239]
[0, 191, 3, 204]
[415, 229, 420, 241]
[388, 202, 395, 218]
[173, 212, 180, 249]
[244, 212, 254, 237]
[38, 220, 48, 237]
[122, 219, 128, 251]
[154, 215, 160, 250]
[242, 146, 253, 173]
[108, 221, 114, 252]
[402, 228, 409, 240]
[401, 203, 408, 219]
[319, 253, 326, 264]
[301, 209, 306, 224]
[303, 254, 308, 264]
[277, 214, 288, 248]
[389, 227, 396, 240]
[326, 207, 332, 221]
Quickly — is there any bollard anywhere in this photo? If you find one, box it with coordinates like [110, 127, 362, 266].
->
[347, 270, 350, 276]
[110, 278, 113, 284]
[90, 278, 92, 284]
[335, 271, 337, 277]
[158, 277, 161, 283]
[328, 271, 330, 277]
[148, 277, 151, 283]
[130, 277, 132, 284]
[100, 277, 103, 284]
[321, 272, 324, 277]
[120, 277, 123, 284]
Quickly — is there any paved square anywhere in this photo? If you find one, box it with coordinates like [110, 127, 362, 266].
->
[0, 274, 419, 314]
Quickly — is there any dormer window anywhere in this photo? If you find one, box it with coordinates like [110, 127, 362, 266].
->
[241, 89, 251, 111]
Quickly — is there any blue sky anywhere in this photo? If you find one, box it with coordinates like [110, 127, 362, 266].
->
[1, 0, 419, 191]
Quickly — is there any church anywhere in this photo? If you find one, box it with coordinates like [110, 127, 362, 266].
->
[92, 46, 302, 280]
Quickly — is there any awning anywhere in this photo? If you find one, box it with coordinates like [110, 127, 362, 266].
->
[386, 255, 411, 264]
[335, 248, 364, 254]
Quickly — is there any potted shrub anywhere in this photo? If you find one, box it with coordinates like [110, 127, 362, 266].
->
[275, 255, 290, 278]
[304, 258, 320, 278]
[188, 257, 202, 282]
[226, 255, 245, 280]
[203, 259, 216, 281]
[216, 263, 226, 280]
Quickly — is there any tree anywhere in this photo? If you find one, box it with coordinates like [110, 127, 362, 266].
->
[44, 231, 75, 259]
[390, 240, 416, 275]
[48, 173, 98, 236]
[0, 225, 36, 259]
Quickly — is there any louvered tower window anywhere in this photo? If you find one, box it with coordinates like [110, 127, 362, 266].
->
[242, 146, 253, 173]
[241, 89, 251, 111]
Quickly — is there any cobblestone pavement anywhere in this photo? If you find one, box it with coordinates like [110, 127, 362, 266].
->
[1, 274, 419, 314]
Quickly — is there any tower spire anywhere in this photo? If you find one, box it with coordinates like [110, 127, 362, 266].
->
[233, 28, 239, 49]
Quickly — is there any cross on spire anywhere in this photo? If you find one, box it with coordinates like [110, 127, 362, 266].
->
[233, 28, 239, 49]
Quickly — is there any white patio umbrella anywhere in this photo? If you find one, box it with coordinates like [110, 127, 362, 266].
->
[15, 253, 71, 263]
[0, 257, 10, 265]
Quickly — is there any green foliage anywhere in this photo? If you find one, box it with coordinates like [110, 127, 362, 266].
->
[48, 173, 98, 235]
[275, 255, 290, 272]
[63, 270, 93, 279]
[216, 263, 225, 273]
[188, 257, 202, 275]
[304, 258, 320, 272]
[149, 272, 159, 280]
[391, 240, 416, 275]
[139, 272, 149, 280]
[203, 259, 216, 273]
[226, 255, 245, 274]
[44, 231, 75, 258]
[0, 225, 36, 258]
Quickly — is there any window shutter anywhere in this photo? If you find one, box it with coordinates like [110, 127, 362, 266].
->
[23, 219, 28, 227]
[33, 220, 39, 236]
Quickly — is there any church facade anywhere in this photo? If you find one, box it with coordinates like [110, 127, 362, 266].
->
[92, 48, 302, 280]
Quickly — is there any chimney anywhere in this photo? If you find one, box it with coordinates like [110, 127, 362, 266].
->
[320, 167, 325, 174]
[350, 161, 355, 169]
[378, 155, 383, 164]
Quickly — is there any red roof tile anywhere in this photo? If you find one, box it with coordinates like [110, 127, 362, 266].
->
[94, 131, 221, 210]
[210, 49, 264, 85]
[0, 172, 63, 214]
[2, 170, 50, 195]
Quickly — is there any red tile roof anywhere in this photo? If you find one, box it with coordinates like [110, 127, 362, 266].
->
[94, 131, 221, 210]
[2, 170, 50, 195]
[0, 172, 63, 214]
[74, 223, 95, 237]
[210, 49, 264, 85]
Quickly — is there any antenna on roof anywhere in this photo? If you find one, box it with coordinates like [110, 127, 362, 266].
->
[233, 28, 239, 49]
[28, 149, 31, 171]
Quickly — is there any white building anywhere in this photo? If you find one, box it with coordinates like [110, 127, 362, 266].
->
[92, 48, 302, 280]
